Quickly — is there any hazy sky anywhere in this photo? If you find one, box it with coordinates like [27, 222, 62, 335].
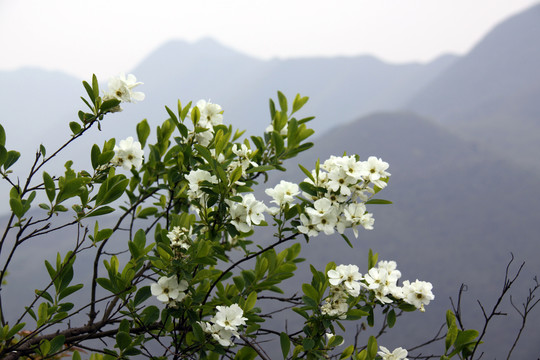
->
[1, 0, 539, 79]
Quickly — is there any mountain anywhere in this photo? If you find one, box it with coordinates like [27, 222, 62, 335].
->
[259, 111, 540, 359]
[407, 3, 540, 173]
[126, 38, 457, 136]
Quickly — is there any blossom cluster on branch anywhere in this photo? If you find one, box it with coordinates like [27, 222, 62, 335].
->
[0, 71, 494, 360]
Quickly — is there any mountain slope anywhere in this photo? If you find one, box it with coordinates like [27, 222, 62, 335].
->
[126, 38, 456, 136]
[407, 3, 540, 172]
[262, 111, 540, 359]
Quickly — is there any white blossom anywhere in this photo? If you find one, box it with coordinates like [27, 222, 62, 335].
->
[103, 73, 145, 104]
[167, 226, 192, 250]
[150, 275, 188, 304]
[186, 169, 218, 200]
[402, 280, 434, 312]
[211, 304, 248, 331]
[265, 180, 300, 207]
[378, 346, 408, 360]
[327, 264, 362, 297]
[111, 137, 144, 171]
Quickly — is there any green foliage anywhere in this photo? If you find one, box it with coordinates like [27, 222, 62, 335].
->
[0, 73, 488, 360]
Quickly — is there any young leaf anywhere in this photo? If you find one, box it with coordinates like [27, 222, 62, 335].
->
[280, 332, 291, 359]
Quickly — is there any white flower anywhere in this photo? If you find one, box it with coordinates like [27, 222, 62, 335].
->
[228, 194, 267, 232]
[402, 280, 434, 312]
[150, 275, 188, 304]
[298, 214, 319, 237]
[186, 169, 218, 200]
[265, 180, 300, 207]
[199, 322, 236, 346]
[361, 156, 390, 188]
[167, 226, 192, 250]
[104, 73, 145, 103]
[327, 264, 362, 297]
[211, 304, 247, 331]
[306, 198, 338, 235]
[378, 346, 408, 360]
[111, 136, 144, 170]
[195, 99, 223, 127]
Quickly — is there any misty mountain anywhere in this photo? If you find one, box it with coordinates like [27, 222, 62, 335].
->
[407, 3, 540, 173]
[127, 38, 457, 136]
[261, 111, 540, 359]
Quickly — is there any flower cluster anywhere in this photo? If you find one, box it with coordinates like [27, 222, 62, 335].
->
[111, 136, 144, 171]
[189, 99, 224, 146]
[364, 260, 434, 311]
[185, 169, 218, 201]
[103, 73, 145, 108]
[322, 261, 434, 317]
[167, 226, 193, 250]
[322, 264, 363, 318]
[229, 144, 257, 176]
[150, 275, 189, 306]
[227, 193, 267, 233]
[265, 180, 300, 214]
[363, 260, 403, 304]
[298, 155, 390, 238]
[199, 304, 247, 346]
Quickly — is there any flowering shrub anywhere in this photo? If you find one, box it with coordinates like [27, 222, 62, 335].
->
[0, 73, 489, 360]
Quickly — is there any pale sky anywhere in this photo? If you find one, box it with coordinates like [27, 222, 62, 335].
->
[1, 0, 539, 80]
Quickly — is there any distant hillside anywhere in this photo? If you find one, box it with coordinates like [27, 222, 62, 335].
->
[127, 38, 456, 136]
[407, 3, 540, 173]
[260, 111, 540, 359]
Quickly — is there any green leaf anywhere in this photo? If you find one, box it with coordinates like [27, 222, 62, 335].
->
[96, 278, 116, 293]
[82, 80, 95, 103]
[58, 284, 83, 301]
[454, 329, 479, 350]
[141, 305, 160, 325]
[9, 197, 24, 218]
[4, 150, 20, 170]
[302, 283, 319, 302]
[69, 121, 82, 135]
[302, 338, 314, 350]
[298, 164, 314, 182]
[101, 98, 121, 112]
[96, 175, 129, 206]
[72, 350, 82, 360]
[245, 165, 275, 174]
[91, 74, 99, 99]
[49, 334, 65, 354]
[280, 332, 290, 359]
[235, 346, 258, 360]
[136, 119, 151, 148]
[56, 178, 88, 204]
[292, 94, 309, 114]
[446, 323, 458, 353]
[86, 206, 115, 218]
[134, 286, 151, 306]
[39, 339, 51, 357]
[365, 199, 392, 205]
[387, 309, 396, 328]
[116, 331, 132, 350]
[244, 291, 257, 311]
[340, 345, 354, 359]
[346, 309, 369, 320]
[0, 124, 5, 146]
[277, 91, 288, 113]
[6, 322, 25, 339]
[367, 336, 378, 360]
[43, 172, 56, 202]
[0, 145, 7, 166]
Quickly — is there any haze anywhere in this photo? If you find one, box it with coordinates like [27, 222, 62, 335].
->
[1, 0, 539, 79]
